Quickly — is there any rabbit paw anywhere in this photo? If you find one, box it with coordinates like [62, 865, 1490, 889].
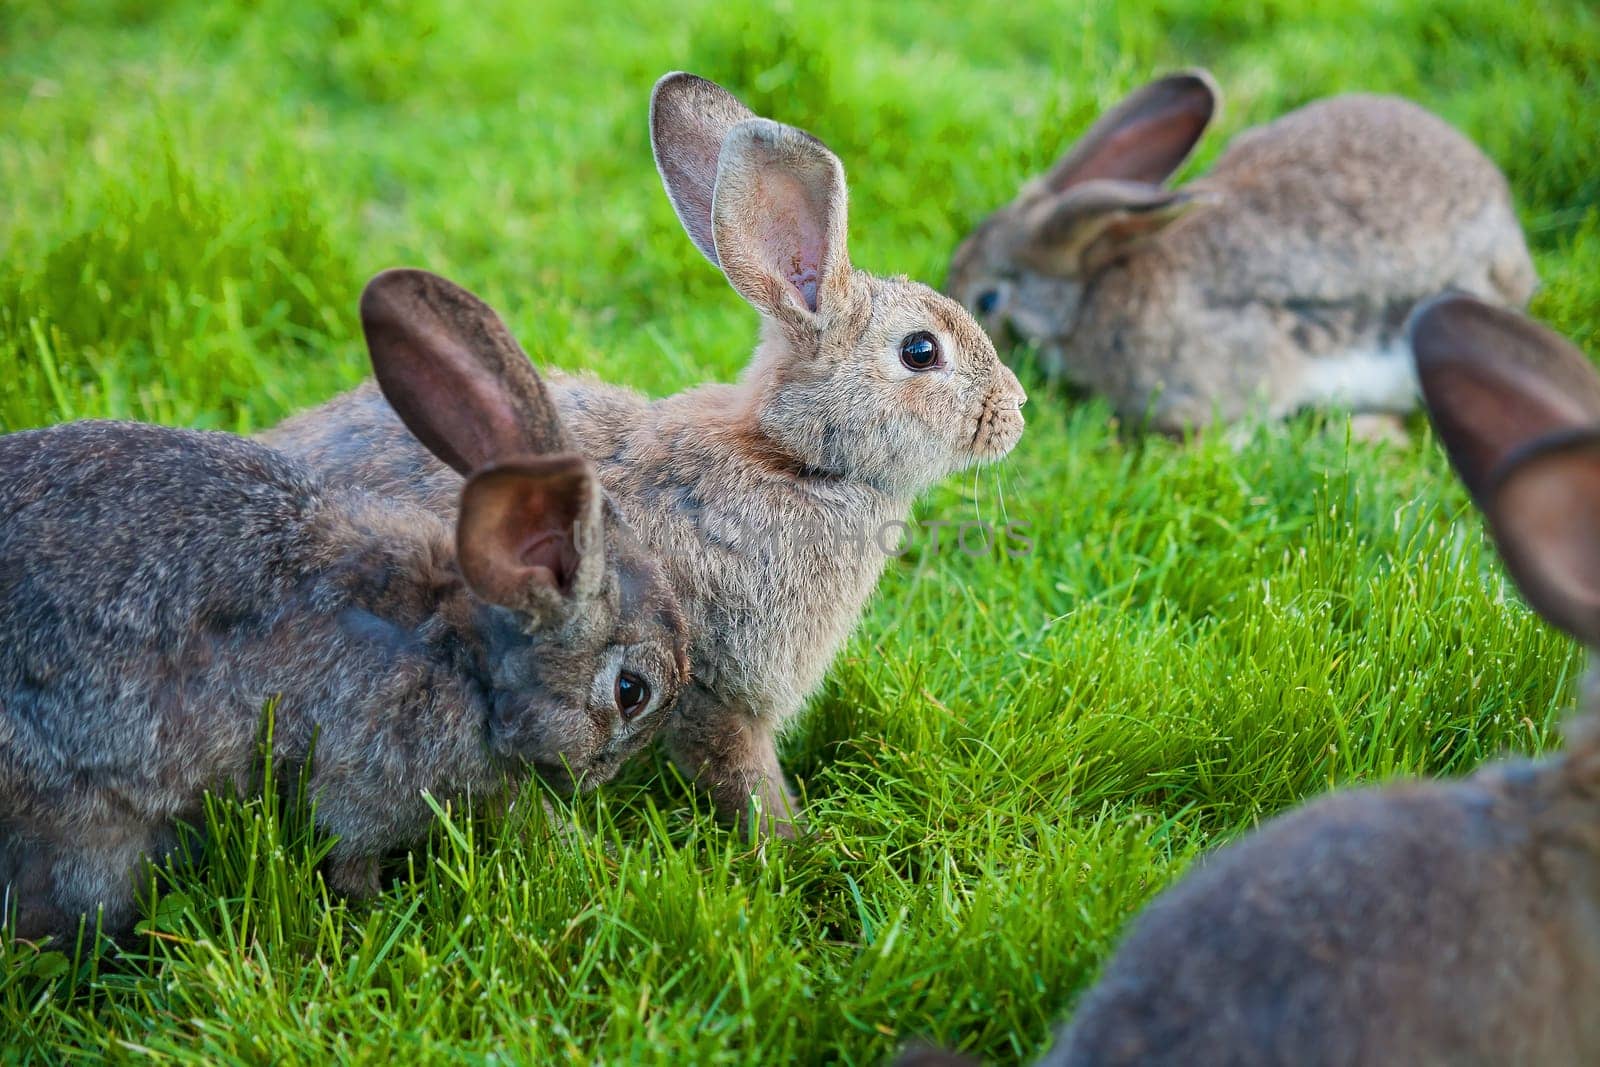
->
[324, 854, 382, 898]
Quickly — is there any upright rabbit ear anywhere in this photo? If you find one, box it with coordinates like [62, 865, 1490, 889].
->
[1041, 70, 1218, 193]
[1411, 293, 1600, 504]
[1017, 178, 1213, 278]
[712, 117, 851, 324]
[1412, 294, 1600, 647]
[457, 454, 606, 616]
[361, 269, 570, 476]
[651, 71, 757, 265]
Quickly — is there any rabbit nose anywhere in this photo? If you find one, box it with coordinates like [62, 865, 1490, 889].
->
[998, 365, 1028, 408]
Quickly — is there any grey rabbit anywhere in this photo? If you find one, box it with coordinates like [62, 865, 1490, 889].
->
[265, 73, 1028, 837]
[0, 269, 688, 942]
[901, 296, 1600, 1064]
[949, 72, 1536, 434]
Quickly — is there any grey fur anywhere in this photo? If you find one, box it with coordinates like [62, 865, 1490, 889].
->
[0, 273, 688, 942]
[949, 73, 1537, 432]
[1051, 751, 1600, 1065]
[264, 74, 1027, 835]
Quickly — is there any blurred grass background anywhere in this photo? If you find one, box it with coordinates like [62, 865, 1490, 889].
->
[1, 0, 1597, 1062]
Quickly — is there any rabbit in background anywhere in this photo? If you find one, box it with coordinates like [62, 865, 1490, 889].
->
[265, 73, 1028, 838]
[948, 72, 1536, 436]
[0, 269, 689, 942]
[899, 296, 1600, 1065]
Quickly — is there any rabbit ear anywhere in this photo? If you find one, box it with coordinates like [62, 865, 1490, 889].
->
[1412, 294, 1600, 505]
[361, 269, 570, 477]
[457, 454, 606, 615]
[1017, 178, 1212, 277]
[651, 71, 757, 265]
[712, 117, 851, 323]
[1485, 435, 1600, 648]
[1413, 294, 1600, 646]
[1042, 70, 1218, 192]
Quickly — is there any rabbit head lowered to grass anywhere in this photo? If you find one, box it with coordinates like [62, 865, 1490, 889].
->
[948, 72, 1537, 434]
[0, 269, 688, 942]
[266, 73, 1027, 836]
[901, 296, 1600, 1066]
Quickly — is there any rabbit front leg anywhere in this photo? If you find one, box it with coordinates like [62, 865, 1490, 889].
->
[667, 686, 801, 840]
[322, 851, 382, 898]
[26, 823, 169, 942]
[2, 836, 74, 943]
[309, 769, 433, 899]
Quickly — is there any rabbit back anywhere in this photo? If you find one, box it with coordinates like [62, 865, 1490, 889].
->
[263, 379, 461, 513]
[1194, 94, 1532, 309]
[1, 420, 335, 801]
[1052, 765, 1600, 1065]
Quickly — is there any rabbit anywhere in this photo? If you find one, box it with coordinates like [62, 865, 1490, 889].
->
[0, 269, 689, 943]
[947, 71, 1537, 435]
[264, 73, 1028, 838]
[897, 295, 1600, 1066]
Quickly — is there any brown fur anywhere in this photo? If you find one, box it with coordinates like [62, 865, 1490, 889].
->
[265, 75, 1026, 834]
[950, 74, 1536, 432]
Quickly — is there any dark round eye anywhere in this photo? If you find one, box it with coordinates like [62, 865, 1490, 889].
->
[615, 670, 651, 720]
[975, 289, 1001, 316]
[899, 331, 942, 372]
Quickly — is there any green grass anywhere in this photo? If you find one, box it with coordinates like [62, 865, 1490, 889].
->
[2, 0, 1598, 1061]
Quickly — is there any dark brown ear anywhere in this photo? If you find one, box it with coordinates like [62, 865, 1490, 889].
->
[1017, 178, 1211, 277]
[361, 268, 570, 476]
[457, 454, 605, 614]
[1486, 435, 1600, 647]
[1411, 294, 1600, 506]
[651, 71, 757, 266]
[1043, 70, 1218, 192]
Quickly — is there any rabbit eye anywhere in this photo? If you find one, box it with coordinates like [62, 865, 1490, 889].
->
[975, 289, 1002, 316]
[615, 670, 651, 720]
[899, 331, 942, 372]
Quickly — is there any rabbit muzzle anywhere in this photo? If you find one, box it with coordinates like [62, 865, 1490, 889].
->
[971, 379, 1027, 460]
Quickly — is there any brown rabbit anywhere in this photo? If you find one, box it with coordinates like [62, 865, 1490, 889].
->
[266, 73, 1027, 836]
[948, 72, 1537, 434]
[0, 270, 688, 942]
[899, 296, 1600, 1065]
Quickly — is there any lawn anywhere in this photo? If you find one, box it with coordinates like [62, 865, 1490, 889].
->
[2, 0, 1598, 1062]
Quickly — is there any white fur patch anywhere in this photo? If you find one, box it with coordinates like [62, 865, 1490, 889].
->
[1295, 340, 1418, 414]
